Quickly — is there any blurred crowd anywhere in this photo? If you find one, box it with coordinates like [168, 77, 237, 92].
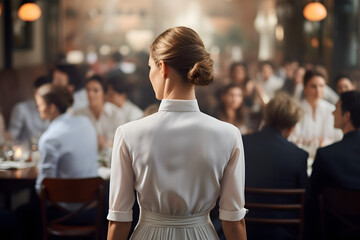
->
[0, 54, 358, 152]
[1, 51, 360, 239]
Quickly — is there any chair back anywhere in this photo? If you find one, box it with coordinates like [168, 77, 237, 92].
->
[40, 177, 104, 240]
[319, 187, 360, 240]
[245, 187, 305, 240]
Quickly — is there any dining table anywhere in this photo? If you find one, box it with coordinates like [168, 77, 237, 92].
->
[0, 158, 111, 211]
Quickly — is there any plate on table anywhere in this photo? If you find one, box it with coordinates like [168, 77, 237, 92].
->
[0, 161, 35, 170]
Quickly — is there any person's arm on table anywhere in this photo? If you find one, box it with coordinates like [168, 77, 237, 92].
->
[107, 221, 132, 240]
[222, 218, 247, 240]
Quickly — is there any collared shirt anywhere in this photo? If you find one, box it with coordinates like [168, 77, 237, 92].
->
[73, 102, 125, 140]
[8, 99, 49, 144]
[119, 100, 143, 123]
[292, 99, 343, 146]
[35, 113, 98, 192]
[108, 99, 247, 224]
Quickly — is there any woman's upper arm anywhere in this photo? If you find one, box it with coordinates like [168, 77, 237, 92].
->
[219, 129, 247, 221]
[107, 127, 135, 222]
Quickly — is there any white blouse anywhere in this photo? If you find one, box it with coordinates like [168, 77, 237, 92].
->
[293, 99, 343, 146]
[107, 99, 246, 239]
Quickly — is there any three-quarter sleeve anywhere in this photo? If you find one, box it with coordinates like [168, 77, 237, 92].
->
[219, 128, 247, 221]
[107, 127, 135, 222]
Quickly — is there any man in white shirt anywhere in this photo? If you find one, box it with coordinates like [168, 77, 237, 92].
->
[106, 74, 143, 123]
[8, 76, 51, 145]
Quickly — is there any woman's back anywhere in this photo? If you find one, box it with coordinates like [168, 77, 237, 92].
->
[109, 100, 245, 239]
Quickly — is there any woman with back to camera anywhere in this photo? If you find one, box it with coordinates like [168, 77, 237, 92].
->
[107, 26, 247, 240]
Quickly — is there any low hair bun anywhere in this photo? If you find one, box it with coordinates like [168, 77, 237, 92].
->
[187, 57, 214, 86]
[150, 26, 215, 87]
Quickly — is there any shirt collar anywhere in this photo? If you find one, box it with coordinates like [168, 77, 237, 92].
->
[158, 99, 200, 112]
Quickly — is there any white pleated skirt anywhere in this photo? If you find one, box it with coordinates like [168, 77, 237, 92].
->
[130, 210, 219, 240]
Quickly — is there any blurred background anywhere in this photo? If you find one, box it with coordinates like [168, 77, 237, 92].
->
[0, 0, 359, 124]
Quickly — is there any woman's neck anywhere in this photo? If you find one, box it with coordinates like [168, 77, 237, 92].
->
[163, 77, 196, 100]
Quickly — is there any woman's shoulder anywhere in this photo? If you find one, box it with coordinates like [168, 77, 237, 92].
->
[199, 112, 240, 134]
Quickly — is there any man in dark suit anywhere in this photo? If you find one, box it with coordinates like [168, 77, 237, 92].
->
[308, 90, 360, 239]
[243, 93, 309, 240]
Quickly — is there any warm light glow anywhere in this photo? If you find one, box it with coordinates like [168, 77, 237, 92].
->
[275, 25, 284, 41]
[18, 3, 42, 22]
[13, 146, 23, 160]
[303, 2, 327, 22]
[0, 4, 2, 17]
[311, 37, 319, 48]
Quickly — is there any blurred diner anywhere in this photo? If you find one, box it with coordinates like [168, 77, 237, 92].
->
[291, 69, 343, 150]
[7, 76, 51, 146]
[307, 90, 360, 239]
[229, 62, 257, 109]
[105, 74, 143, 123]
[335, 73, 356, 94]
[216, 83, 253, 134]
[243, 92, 308, 239]
[52, 64, 88, 111]
[73, 75, 125, 150]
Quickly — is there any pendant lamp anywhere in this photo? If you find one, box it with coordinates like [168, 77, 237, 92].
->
[303, 2, 327, 21]
[18, 3, 41, 22]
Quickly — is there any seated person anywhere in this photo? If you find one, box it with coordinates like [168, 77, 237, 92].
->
[280, 66, 306, 101]
[52, 63, 88, 111]
[243, 92, 309, 240]
[335, 73, 356, 94]
[291, 70, 343, 148]
[216, 83, 252, 134]
[229, 62, 256, 108]
[34, 84, 98, 192]
[255, 61, 284, 101]
[307, 90, 360, 239]
[105, 74, 143, 123]
[74, 75, 124, 150]
[8, 76, 51, 145]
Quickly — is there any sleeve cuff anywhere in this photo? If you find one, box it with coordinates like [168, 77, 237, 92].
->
[107, 209, 133, 222]
[219, 208, 248, 221]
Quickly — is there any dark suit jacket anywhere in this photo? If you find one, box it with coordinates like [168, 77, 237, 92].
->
[243, 126, 309, 240]
[307, 130, 360, 239]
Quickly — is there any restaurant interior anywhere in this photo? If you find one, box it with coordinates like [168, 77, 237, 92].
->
[1, 0, 360, 239]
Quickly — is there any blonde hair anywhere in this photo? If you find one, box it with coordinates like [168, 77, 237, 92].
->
[150, 26, 214, 86]
[264, 92, 303, 130]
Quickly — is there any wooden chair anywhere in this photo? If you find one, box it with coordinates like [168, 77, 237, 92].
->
[319, 187, 360, 240]
[245, 187, 305, 240]
[40, 177, 105, 240]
